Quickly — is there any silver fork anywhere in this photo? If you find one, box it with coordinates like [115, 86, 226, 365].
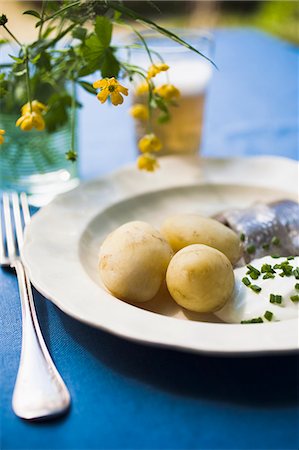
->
[1, 192, 70, 420]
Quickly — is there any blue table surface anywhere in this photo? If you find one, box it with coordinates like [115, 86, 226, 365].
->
[1, 29, 299, 450]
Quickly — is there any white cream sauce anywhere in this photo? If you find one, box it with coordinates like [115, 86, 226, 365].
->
[215, 256, 299, 323]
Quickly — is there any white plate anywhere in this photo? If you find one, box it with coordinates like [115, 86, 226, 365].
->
[22, 156, 299, 355]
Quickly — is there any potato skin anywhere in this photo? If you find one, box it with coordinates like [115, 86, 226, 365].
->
[166, 244, 234, 313]
[99, 221, 173, 303]
[161, 214, 241, 265]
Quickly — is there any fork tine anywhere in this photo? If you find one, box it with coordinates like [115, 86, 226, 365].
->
[3, 193, 16, 259]
[20, 192, 31, 225]
[12, 193, 24, 251]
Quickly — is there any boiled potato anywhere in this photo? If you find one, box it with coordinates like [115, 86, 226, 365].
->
[166, 244, 234, 313]
[161, 214, 241, 265]
[99, 221, 173, 303]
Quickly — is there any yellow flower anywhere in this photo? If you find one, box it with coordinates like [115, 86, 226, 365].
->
[147, 63, 169, 79]
[93, 77, 128, 106]
[129, 104, 149, 121]
[16, 111, 45, 131]
[154, 84, 180, 100]
[135, 82, 149, 96]
[0, 129, 5, 144]
[21, 100, 47, 115]
[137, 153, 159, 172]
[138, 133, 162, 153]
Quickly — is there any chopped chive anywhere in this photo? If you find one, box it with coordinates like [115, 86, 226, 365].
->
[240, 233, 245, 242]
[261, 264, 275, 274]
[270, 294, 282, 304]
[261, 264, 271, 273]
[295, 283, 299, 291]
[279, 273, 285, 277]
[241, 317, 263, 324]
[264, 311, 273, 321]
[262, 243, 270, 250]
[250, 284, 262, 293]
[249, 272, 259, 280]
[263, 273, 275, 279]
[271, 255, 280, 258]
[246, 244, 256, 254]
[280, 265, 293, 276]
[287, 256, 295, 260]
[274, 261, 294, 277]
[290, 295, 299, 303]
[246, 265, 260, 275]
[242, 277, 251, 286]
[271, 236, 280, 246]
[293, 268, 299, 279]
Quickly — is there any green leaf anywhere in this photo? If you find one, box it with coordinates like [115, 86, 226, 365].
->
[79, 34, 105, 76]
[100, 48, 120, 78]
[14, 69, 27, 77]
[42, 26, 56, 39]
[72, 26, 87, 41]
[109, 2, 217, 68]
[113, 10, 122, 21]
[157, 112, 170, 124]
[30, 53, 41, 64]
[78, 62, 98, 77]
[0, 39, 8, 46]
[23, 10, 41, 19]
[78, 80, 97, 94]
[95, 16, 112, 48]
[154, 96, 169, 114]
[9, 55, 25, 64]
[45, 92, 72, 132]
[35, 51, 52, 71]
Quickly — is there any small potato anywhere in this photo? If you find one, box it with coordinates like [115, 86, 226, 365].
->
[161, 214, 241, 265]
[166, 244, 234, 313]
[99, 221, 173, 303]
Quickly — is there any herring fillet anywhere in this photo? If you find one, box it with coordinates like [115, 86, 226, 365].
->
[214, 200, 299, 263]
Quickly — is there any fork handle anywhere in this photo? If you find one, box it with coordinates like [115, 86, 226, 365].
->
[12, 260, 70, 420]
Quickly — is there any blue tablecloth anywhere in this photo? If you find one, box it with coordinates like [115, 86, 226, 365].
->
[1, 29, 298, 450]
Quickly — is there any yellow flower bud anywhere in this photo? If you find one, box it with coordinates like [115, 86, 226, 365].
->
[16, 111, 45, 131]
[154, 84, 180, 100]
[21, 100, 48, 115]
[0, 129, 5, 144]
[135, 82, 149, 96]
[137, 153, 159, 172]
[129, 104, 149, 121]
[138, 133, 162, 153]
[147, 63, 169, 79]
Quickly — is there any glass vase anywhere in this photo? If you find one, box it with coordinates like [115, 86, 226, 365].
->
[0, 113, 79, 205]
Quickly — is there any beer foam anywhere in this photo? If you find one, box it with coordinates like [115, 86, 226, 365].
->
[132, 56, 213, 96]
[161, 59, 212, 95]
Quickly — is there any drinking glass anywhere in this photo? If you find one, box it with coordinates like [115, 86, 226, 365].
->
[130, 29, 214, 156]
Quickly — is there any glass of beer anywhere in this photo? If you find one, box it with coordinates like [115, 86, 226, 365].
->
[129, 29, 214, 156]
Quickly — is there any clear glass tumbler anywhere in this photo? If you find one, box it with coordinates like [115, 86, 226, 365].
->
[129, 29, 214, 156]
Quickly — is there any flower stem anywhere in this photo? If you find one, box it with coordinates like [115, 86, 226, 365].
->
[38, 0, 48, 40]
[2, 24, 22, 47]
[40, 1, 80, 25]
[71, 79, 76, 153]
[131, 26, 154, 64]
[24, 47, 32, 112]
